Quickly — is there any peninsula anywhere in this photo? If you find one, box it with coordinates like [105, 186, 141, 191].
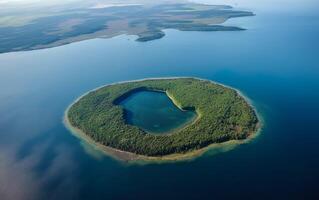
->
[0, 2, 254, 53]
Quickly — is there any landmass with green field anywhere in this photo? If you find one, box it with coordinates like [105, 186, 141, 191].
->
[65, 78, 260, 161]
[0, 0, 254, 53]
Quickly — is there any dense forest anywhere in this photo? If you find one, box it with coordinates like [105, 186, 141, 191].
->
[67, 78, 259, 156]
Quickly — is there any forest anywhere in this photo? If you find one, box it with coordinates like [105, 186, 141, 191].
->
[67, 78, 259, 156]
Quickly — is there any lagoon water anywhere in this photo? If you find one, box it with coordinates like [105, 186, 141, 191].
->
[0, 6, 319, 200]
[119, 90, 196, 134]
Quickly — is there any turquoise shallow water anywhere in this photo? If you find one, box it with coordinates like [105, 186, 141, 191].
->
[0, 9, 319, 200]
[119, 90, 196, 134]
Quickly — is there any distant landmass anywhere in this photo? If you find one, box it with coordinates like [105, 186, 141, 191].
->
[0, 3, 254, 53]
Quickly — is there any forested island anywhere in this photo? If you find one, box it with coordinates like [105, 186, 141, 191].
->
[0, 1, 254, 53]
[65, 78, 260, 161]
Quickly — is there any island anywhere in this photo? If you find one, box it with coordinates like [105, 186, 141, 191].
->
[65, 78, 260, 162]
[0, 2, 254, 53]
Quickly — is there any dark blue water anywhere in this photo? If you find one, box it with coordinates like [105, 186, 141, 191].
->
[0, 9, 319, 200]
[119, 90, 196, 134]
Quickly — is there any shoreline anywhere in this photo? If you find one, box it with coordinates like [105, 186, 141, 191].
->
[63, 77, 263, 164]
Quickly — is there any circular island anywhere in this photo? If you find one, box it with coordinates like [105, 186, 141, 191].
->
[65, 78, 260, 162]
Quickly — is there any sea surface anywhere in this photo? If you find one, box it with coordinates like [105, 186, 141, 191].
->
[119, 90, 196, 134]
[0, 8, 319, 200]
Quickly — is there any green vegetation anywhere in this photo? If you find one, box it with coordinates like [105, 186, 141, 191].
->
[136, 30, 165, 42]
[67, 78, 259, 157]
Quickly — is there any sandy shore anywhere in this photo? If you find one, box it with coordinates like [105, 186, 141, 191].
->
[63, 77, 263, 164]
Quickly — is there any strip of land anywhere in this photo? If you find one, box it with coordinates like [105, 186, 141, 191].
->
[0, 2, 254, 53]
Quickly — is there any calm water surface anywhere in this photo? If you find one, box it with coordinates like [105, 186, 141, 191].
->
[0, 9, 319, 200]
[119, 90, 196, 134]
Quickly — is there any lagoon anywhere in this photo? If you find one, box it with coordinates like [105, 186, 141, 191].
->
[119, 90, 196, 134]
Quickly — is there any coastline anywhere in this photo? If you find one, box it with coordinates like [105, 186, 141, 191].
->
[63, 77, 263, 164]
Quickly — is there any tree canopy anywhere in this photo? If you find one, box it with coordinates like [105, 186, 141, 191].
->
[67, 78, 259, 156]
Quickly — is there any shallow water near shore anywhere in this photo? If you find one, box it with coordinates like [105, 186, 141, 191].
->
[0, 7, 319, 200]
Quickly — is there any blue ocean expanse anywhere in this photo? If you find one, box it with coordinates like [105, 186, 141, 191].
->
[0, 7, 319, 200]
